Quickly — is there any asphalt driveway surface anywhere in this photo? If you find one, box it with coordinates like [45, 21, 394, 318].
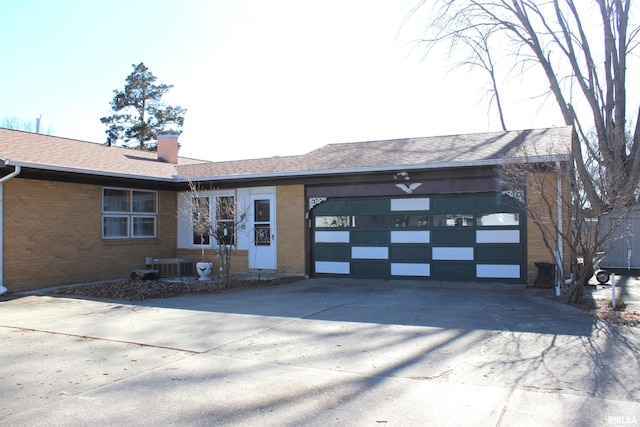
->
[1, 278, 639, 426]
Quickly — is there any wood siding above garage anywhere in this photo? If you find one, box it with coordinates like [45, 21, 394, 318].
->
[310, 192, 525, 282]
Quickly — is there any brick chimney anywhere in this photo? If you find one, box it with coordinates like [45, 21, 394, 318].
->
[157, 129, 180, 164]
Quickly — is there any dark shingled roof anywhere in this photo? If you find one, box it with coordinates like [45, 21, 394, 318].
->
[177, 126, 573, 179]
[0, 128, 207, 180]
[0, 126, 572, 182]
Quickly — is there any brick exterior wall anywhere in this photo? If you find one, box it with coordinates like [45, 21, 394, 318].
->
[173, 248, 249, 275]
[3, 178, 177, 291]
[276, 184, 306, 275]
[525, 171, 570, 284]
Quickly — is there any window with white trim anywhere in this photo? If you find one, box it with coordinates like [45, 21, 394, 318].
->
[192, 196, 211, 245]
[103, 188, 157, 238]
[215, 195, 235, 246]
[190, 194, 236, 247]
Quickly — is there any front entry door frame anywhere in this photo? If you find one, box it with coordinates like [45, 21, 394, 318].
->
[248, 193, 277, 271]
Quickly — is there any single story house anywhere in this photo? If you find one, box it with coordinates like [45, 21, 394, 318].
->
[0, 126, 572, 293]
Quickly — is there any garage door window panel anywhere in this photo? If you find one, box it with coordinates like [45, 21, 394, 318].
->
[433, 214, 474, 227]
[315, 215, 350, 228]
[392, 214, 429, 227]
[477, 213, 520, 226]
[352, 215, 388, 228]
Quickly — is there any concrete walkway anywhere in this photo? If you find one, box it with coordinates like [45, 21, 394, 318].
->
[1, 278, 639, 426]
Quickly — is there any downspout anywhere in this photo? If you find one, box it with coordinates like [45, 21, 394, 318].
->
[555, 161, 563, 297]
[0, 165, 21, 295]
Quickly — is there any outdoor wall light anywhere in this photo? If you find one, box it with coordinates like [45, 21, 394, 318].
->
[393, 171, 410, 180]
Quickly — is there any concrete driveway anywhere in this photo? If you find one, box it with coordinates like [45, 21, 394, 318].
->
[1, 278, 639, 426]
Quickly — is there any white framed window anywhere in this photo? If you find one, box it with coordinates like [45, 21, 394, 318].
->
[192, 196, 211, 245]
[190, 193, 236, 247]
[103, 188, 157, 239]
[216, 195, 236, 246]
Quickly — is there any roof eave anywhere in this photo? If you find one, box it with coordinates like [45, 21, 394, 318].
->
[183, 154, 571, 182]
[3, 152, 571, 184]
[5, 160, 176, 182]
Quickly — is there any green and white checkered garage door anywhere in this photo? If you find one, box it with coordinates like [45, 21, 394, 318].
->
[311, 193, 525, 282]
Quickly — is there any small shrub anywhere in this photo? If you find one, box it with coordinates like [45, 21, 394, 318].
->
[607, 297, 627, 311]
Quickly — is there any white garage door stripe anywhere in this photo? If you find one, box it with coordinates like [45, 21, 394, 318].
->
[391, 231, 430, 243]
[390, 198, 430, 211]
[391, 263, 431, 277]
[315, 231, 350, 243]
[432, 247, 474, 261]
[352, 247, 389, 259]
[476, 230, 520, 244]
[476, 264, 520, 278]
[315, 261, 350, 274]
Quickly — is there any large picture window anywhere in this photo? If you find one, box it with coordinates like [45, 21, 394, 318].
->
[103, 188, 157, 238]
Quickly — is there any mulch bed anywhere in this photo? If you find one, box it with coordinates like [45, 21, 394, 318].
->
[588, 298, 640, 327]
[531, 286, 640, 327]
[53, 277, 285, 301]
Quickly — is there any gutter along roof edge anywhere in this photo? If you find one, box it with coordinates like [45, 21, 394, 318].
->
[181, 154, 572, 182]
[4, 160, 177, 183]
[2, 153, 571, 184]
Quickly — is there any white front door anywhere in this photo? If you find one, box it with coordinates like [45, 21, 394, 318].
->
[248, 194, 277, 270]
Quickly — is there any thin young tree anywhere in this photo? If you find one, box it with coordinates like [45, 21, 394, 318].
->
[184, 182, 248, 288]
[101, 63, 186, 150]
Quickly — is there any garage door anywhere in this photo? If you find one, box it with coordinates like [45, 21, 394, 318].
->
[311, 193, 525, 282]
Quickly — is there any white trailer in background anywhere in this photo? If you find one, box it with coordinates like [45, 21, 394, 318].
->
[598, 210, 640, 282]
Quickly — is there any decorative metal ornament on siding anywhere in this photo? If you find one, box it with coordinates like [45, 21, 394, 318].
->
[395, 182, 422, 194]
[309, 197, 327, 210]
[502, 189, 525, 204]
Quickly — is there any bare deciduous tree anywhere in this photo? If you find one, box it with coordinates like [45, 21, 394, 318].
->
[411, 0, 640, 213]
[1, 115, 54, 134]
[500, 143, 630, 303]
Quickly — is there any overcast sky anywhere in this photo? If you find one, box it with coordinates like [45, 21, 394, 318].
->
[0, 0, 566, 161]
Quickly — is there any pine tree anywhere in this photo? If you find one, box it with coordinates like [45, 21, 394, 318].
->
[101, 63, 186, 150]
